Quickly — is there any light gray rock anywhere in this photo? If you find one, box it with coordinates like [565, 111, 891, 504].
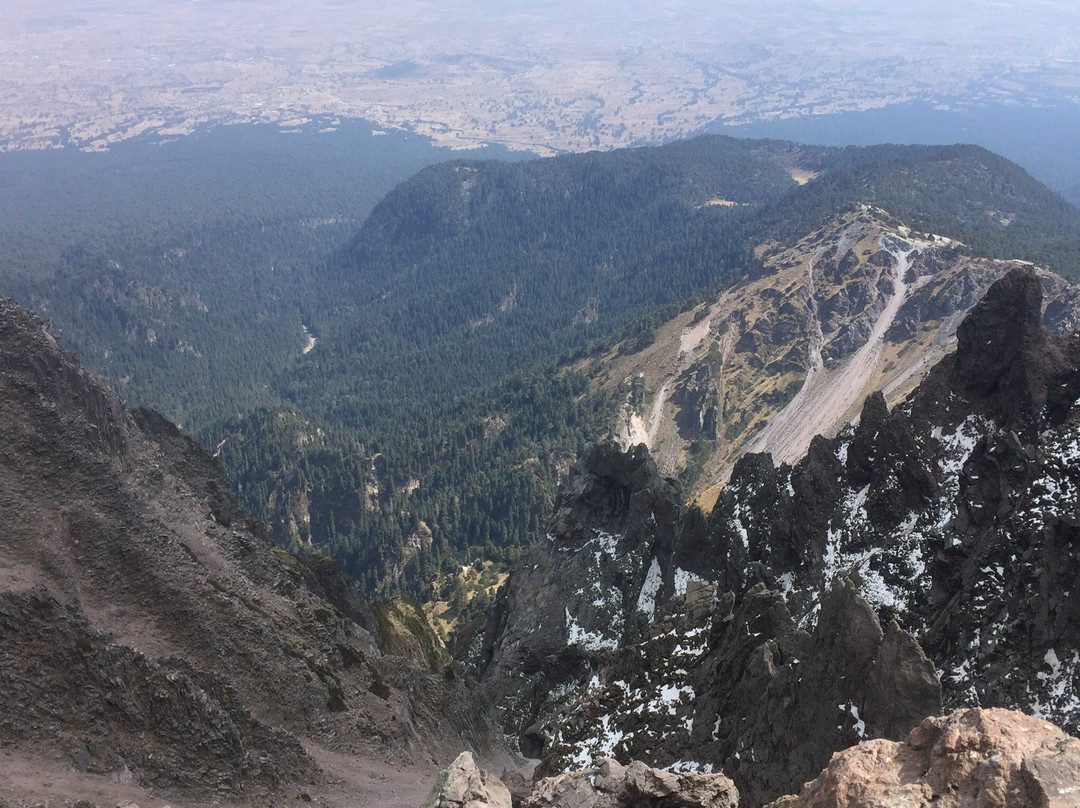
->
[421, 751, 513, 808]
[521, 758, 737, 808]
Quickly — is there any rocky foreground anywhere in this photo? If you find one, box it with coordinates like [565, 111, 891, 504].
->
[420, 708, 1080, 808]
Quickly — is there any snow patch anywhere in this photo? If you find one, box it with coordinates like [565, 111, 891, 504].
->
[840, 702, 866, 738]
[673, 567, 706, 596]
[565, 607, 619, 651]
[637, 557, 663, 619]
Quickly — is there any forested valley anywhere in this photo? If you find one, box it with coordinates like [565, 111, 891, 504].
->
[6, 124, 1080, 637]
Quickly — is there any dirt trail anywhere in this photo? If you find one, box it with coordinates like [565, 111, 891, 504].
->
[746, 246, 914, 465]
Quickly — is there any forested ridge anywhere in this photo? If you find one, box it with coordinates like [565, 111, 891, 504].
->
[0, 119, 515, 428]
[5, 128, 1080, 611]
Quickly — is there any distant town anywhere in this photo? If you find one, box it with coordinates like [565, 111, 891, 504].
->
[2, 0, 1078, 153]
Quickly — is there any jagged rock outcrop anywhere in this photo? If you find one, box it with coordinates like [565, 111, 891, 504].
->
[474, 442, 685, 754]
[522, 759, 738, 808]
[420, 751, 512, 808]
[541, 581, 940, 806]
[588, 205, 1080, 509]
[705, 268, 1080, 729]
[476, 437, 941, 803]
[0, 296, 499, 804]
[672, 361, 719, 441]
[482, 266, 1080, 805]
[768, 708, 1080, 808]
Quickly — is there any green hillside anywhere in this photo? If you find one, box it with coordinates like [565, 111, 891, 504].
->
[5, 129, 1080, 601]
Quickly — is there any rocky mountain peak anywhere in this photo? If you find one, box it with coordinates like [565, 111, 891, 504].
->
[579, 210, 1080, 512]
[472, 439, 689, 754]
[549, 440, 680, 543]
[953, 265, 1066, 426]
[478, 259, 1080, 805]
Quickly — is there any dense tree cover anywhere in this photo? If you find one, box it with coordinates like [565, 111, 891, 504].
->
[278, 137, 800, 432]
[215, 369, 615, 594]
[763, 143, 1080, 272]
[0, 119, 515, 426]
[4, 127, 1080, 605]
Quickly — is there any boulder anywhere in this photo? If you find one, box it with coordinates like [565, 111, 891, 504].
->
[521, 758, 738, 808]
[768, 707, 1080, 808]
[421, 751, 513, 808]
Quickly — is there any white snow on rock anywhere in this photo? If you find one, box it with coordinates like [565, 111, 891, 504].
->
[637, 557, 663, 618]
[673, 567, 707, 596]
[565, 607, 620, 651]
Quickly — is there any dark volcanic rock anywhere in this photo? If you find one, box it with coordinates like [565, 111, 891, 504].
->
[0, 296, 500, 801]
[0, 588, 308, 793]
[953, 265, 1061, 425]
[484, 266, 1080, 804]
[475, 442, 684, 754]
[541, 580, 940, 807]
[672, 361, 719, 441]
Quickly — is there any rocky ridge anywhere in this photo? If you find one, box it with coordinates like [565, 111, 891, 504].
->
[0, 296, 501, 806]
[475, 267, 1080, 805]
[588, 205, 1080, 510]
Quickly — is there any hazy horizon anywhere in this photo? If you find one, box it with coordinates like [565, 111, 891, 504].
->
[2, 0, 1078, 153]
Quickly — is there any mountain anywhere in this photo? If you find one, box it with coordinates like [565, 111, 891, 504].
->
[278, 138, 1080, 434]
[0, 296, 504, 806]
[471, 267, 1080, 805]
[581, 203, 1080, 508]
[204, 137, 1080, 602]
[9, 133, 1080, 606]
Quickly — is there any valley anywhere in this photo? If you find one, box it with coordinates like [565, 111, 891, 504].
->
[3, 122, 1080, 807]
[7, 131, 1080, 601]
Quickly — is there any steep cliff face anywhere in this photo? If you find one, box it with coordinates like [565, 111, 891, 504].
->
[710, 267, 1080, 729]
[0, 296, 499, 805]
[480, 267, 1080, 805]
[540, 580, 940, 807]
[472, 443, 685, 755]
[474, 441, 940, 804]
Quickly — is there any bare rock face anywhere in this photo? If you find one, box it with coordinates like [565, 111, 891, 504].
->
[769, 708, 1080, 808]
[420, 752, 513, 808]
[481, 266, 1080, 806]
[541, 580, 941, 807]
[521, 759, 738, 808]
[474, 442, 684, 754]
[709, 267, 1080, 733]
[0, 296, 500, 803]
[672, 360, 719, 441]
